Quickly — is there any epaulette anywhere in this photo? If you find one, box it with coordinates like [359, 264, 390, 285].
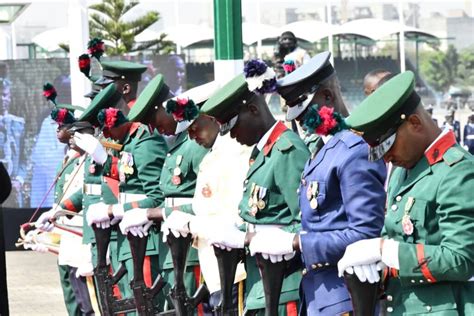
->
[275, 132, 295, 152]
[443, 146, 464, 166]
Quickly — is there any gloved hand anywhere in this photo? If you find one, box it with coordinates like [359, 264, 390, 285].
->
[86, 202, 111, 229]
[161, 220, 189, 243]
[75, 261, 94, 278]
[36, 208, 56, 232]
[337, 238, 382, 278]
[249, 228, 296, 262]
[73, 133, 107, 164]
[163, 211, 194, 237]
[207, 220, 246, 250]
[345, 262, 385, 284]
[24, 241, 49, 253]
[119, 208, 153, 238]
[110, 204, 124, 225]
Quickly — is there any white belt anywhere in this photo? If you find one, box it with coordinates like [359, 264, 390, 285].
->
[164, 197, 193, 208]
[119, 193, 147, 204]
[247, 224, 284, 233]
[466, 135, 474, 140]
[83, 184, 102, 195]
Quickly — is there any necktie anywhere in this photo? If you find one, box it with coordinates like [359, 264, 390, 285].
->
[249, 146, 260, 166]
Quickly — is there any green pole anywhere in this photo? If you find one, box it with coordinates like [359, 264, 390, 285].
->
[213, 0, 244, 83]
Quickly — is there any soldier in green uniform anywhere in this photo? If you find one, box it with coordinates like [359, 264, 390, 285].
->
[200, 60, 310, 315]
[83, 103, 168, 312]
[57, 85, 126, 309]
[338, 71, 474, 314]
[119, 75, 210, 313]
[35, 105, 95, 315]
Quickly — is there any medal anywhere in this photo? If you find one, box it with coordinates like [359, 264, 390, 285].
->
[311, 181, 319, 196]
[402, 215, 414, 235]
[310, 198, 318, 209]
[173, 167, 181, 176]
[249, 205, 259, 217]
[248, 197, 254, 207]
[257, 187, 267, 210]
[89, 163, 96, 174]
[402, 197, 415, 236]
[202, 184, 212, 198]
[306, 183, 313, 200]
[172, 175, 181, 185]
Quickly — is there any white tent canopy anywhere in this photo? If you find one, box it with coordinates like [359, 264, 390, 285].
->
[333, 18, 438, 41]
[278, 20, 333, 43]
[32, 27, 70, 52]
[135, 24, 213, 48]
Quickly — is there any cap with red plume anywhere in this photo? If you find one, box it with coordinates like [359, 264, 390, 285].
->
[87, 38, 105, 61]
[78, 54, 91, 78]
[43, 83, 57, 105]
[51, 108, 76, 126]
[97, 107, 128, 130]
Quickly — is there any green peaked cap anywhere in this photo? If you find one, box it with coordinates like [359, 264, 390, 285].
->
[127, 74, 170, 122]
[200, 74, 254, 124]
[79, 83, 122, 124]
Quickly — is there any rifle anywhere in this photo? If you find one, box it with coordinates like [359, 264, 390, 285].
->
[93, 226, 136, 315]
[344, 272, 380, 315]
[213, 247, 244, 316]
[254, 254, 287, 316]
[167, 233, 210, 315]
[127, 233, 166, 315]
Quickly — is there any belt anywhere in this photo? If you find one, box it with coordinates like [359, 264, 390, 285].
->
[83, 183, 102, 196]
[164, 197, 193, 207]
[466, 135, 474, 140]
[247, 223, 284, 233]
[119, 192, 147, 204]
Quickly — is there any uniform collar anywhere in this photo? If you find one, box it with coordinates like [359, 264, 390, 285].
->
[424, 129, 456, 166]
[127, 99, 136, 109]
[261, 121, 288, 156]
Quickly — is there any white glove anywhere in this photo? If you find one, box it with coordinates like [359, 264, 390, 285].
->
[73, 133, 107, 164]
[86, 202, 111, 229]
[119, 208, 153, 237]
[249, 228, 296, 262]
[161, 220, 189, 243]
[24, 242, 49, 253]
[345, 262, 385, 284]
[163, 211, 194, 236]
[110, 204, 124, 225]
[75, 261, 94, 278]
[36, 208, 56, 232]
[207, 220, 246, 250]
[337, 238, 382, 278]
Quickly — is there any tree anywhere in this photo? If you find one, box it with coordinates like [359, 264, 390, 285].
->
[89, 0, 175, 56]
[420, 45, 459, 93]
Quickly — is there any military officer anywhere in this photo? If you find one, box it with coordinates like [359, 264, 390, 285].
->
[338, 71, 474, 315]
[55, 85, 126, 307]
[363, 69, 392, 96]
[119, 76, 210, 313]
[35, 106, 95, 315]
[247, 52, 387, 315]
[94, 61, 148, 115]
[199, 59, 310, 315]
[83, 102, 168, 312]
[147, 81, 250, 314]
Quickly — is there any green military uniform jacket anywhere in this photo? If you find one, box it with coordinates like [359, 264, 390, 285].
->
[158, 131, 209, 270]
[239, 122, 309, 311]
[110, 123, 168, 262]
[60, 155, 119, 244]
[54, 151, 82, 204]
[383, 131, 474, 315]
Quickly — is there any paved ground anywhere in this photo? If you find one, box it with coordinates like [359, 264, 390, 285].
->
[6, 251, 67, 315]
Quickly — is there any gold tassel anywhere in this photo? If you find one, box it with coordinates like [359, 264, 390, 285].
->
[238, 280, 244, 316]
